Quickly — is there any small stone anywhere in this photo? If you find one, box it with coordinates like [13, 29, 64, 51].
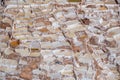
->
[72, 46, 81, 53]
[0, 21, 11, 29]
[29, 62, 38, 70]
[89, 36, 98, 45]
[68, 0, 82, 2]
[99, 5, 108, 10]
[104, 39, 117, 48]
[81, 18, 90, 25]
[10, 39, 20, 48]
[77, 10, 85, 14]
[63, 57, 73, 65]
[35, 18, 44, 23]
[44, 21, 52, 25]
[39, 74, 51, 80]
[86, 5, 96, 8]
[39, 28, 49, 33]
[76, 31, 88, 41]
[20, 71, 32, 80]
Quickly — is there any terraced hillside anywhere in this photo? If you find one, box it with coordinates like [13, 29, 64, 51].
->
[0, 0, 120, 80]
